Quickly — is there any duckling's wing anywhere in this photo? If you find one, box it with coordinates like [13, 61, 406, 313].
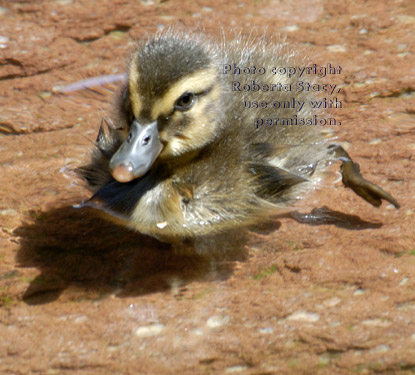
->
[248, 162, 308, 202]
[249, 142, 298, 160]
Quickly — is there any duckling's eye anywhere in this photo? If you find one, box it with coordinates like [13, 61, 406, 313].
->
[175, 92, 195, 111]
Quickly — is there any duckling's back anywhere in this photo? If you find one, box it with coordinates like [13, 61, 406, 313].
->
[214, 37, 333, 204]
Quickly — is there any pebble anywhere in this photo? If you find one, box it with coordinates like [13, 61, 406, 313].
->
[158, 15, 173, 21]
[259, 327, 274, 334]
[0, 35, 9, 48]
[361, 319, 391, 327]
[286, 311, 320, 322]
[192, 328, 203, 336]
[327, 44, 346, 53]
[370, 91, 382, 98]
[135, 323, 165, 337]
[323, 297, 341, 307]
[0, 209, 17, 216]
[281, 25, 299, 32]
[318, 356, 330, 366]
[397, 301, 415, 310]
[206, 315, 229, 328]
[353, 288, 366, 296]
[397, 15, 415, 25]
[225, 366, 248, 373]
[398, 52, 410, 58]
[74, 315, 88, 324]
[369, 344, 390, 354]
[369, 138, 382, 145]
[399, 277, 409, 286]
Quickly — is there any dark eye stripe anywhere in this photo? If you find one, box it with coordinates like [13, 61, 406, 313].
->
[195, 84, 213, 98]
[174, 84, 214, 112]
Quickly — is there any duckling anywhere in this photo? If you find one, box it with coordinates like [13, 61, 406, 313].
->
[79, 29, 399, 245]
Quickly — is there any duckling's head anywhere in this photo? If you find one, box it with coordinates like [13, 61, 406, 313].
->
[110, 31, 223, 183]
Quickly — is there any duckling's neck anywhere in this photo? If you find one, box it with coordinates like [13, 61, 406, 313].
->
[159, 148, 204, 172]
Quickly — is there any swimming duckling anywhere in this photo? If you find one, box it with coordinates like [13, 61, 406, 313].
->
[79, 29, 399, 245]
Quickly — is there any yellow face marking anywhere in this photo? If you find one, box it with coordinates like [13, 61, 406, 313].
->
[128, 58, 142, 118]
[151, 67, 217, 120]
[159, 84, 221, 159]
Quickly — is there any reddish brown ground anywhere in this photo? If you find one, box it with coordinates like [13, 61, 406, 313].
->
[1, 0, 415, 374]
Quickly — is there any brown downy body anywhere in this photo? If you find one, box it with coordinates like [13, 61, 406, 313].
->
[79, 29, 399, 243]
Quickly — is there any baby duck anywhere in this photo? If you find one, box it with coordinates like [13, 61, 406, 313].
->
[79, 29, 399, 244]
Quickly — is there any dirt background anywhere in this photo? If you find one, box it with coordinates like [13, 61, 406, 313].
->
[1, 0, 415, 374]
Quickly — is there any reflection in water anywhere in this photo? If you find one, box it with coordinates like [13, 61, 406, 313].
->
[288, 206, 382, 230]
[15, 205, 246, 305]
[14, 204, 380, 305]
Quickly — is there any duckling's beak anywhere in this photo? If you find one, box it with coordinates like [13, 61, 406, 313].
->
[109, 120, 163, 183]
